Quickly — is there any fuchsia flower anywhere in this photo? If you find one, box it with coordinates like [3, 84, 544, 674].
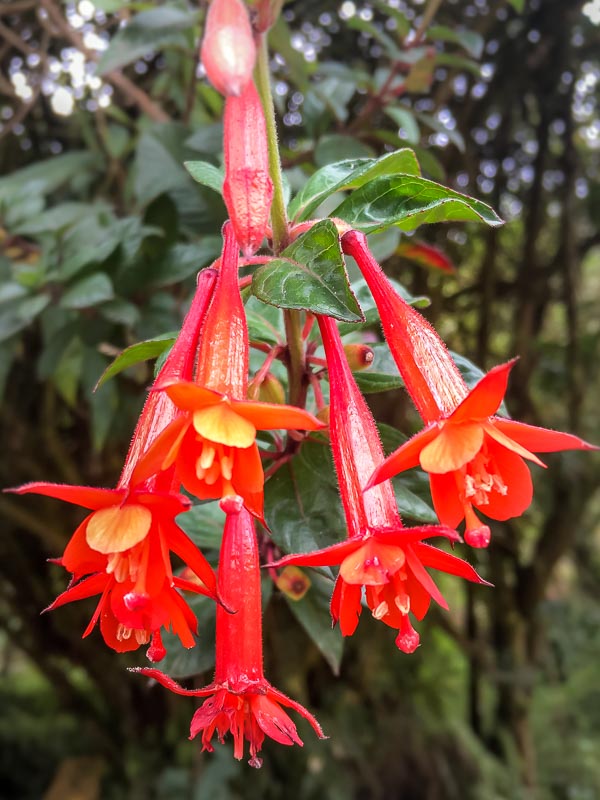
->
[137, 496, 325, 768]
[223, 81, 274, 255]
[133, 222, 324, 521]
[343, 229, 596, 547]
[269, 315, 486, 652]
[7, 271, 220, 658]
[200, 0, 256, 97]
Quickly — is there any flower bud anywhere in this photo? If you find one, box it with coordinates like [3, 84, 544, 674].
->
[223, 80, 273, 256]
[248, 373, 285, 404]
[343, 343, 374, 371]
[201, 0, 256, 97]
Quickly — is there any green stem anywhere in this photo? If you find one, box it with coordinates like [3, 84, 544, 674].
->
[255, 33, 288, 253]
[255, 31, 306, 408]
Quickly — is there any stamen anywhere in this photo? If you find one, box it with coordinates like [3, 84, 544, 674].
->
[135, 628, 150, 645]
[394, 592, 410, 615]
[200, 444, 216, 470]
[372, 600, 389, 619]
[117, 624, 132, 641]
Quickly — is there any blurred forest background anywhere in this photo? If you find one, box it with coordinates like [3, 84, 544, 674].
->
[1, 0, 599, 798]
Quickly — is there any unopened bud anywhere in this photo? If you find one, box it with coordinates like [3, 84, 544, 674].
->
[343, 343, 374, 371]
[248, 373, 285, 404]
[223, 80, 273, 256]
[201, 0, 256, 97]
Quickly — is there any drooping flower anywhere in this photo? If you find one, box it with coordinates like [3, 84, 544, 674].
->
[367, 360, 596, 547]
[342, 230, 596, 547]
[201, 0, 256, 97]
[7, 270, 220, 656]
[269, 316, 486, 651]
[133, 222, 324, 521]
[223, 81, 273, 255]
[136, 496, 324, 767]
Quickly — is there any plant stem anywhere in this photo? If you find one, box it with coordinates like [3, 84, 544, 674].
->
[255, 33, 288, 253]
[255, 31, 306, 408]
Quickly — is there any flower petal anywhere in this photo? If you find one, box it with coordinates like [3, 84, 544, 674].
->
[483, 422, 546, 467]
[268, 538, 362, 569]
[420, 423, 484, 474]
[339, 540, 406, 586]
[493, 418, 597, 454]
[366, 425, 440, 488]
[166, 523, 217, 594]
[413, 543, 488, 584]
[46, 572, 108, 612]
[86, 504, 153, 554]
[193, 403, 256, 448]
[164, 382, 223, 411]
[404, 546, 448, 610]
[450, 360, 516, 422]
[6, 481, 124, 510]
[429, 472, 464, 528]
[476, 441, 533, 521]
[132, 667, 217, 696]
[62, 517, 106, 577]
[252, 694, 303, 746]
[234, 400, 324, 432]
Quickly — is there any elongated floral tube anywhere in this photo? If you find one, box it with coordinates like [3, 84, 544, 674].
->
[131, 223, 324, 521]
[201, 0, 256, 97]
[137, 499, 324, 767]
[342, 229, 467, 422]
[268, 316, 486, 652]
[8, 270, 220, 657]
[223, 80, 273, 256]
[343, 230, 597, 547]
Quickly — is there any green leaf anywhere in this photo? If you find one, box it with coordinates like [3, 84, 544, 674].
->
[184, 161, 224, 194]
[352, 342, 404, 394]
[99, 299, 141, 328]
[314, 135, 375, 168]
[434, 52, 482, 78]
[134, 133, 192, 207]
[244, 295, 284, 346]
[149, 240, 222, 287]
[384, 106, 420, 145]
[60, 273, 114, 310]
[345, 16, 402, 59]
[507, 0, 524, 11]
[392, 483, 437, 524]
[13, 202, 98, 236]
[158, 592, 216, 679]
[95, 333, 175, 388]
[0, 295, 50, 343]
[251, 220, 363, 322]
[289, 148, 420, 222]
[53, 336, 84, 407]
[0, 152, 100, 200]
[371, 0, 411, 37]
[96, 5, 199, 75]
[333, 174, 503, 233]
[177, 501, 226, 551]
[428, 25, 485, 59]
[264, 440, 347, 557]
[284, 571, 343, 675]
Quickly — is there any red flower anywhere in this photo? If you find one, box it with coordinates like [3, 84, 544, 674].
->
[133, 223, 324, 520]
[223, 81, 273, 255]
[270, 316, 486, 651]
[342, 230, 596, 547]
[368, 361, 596, 547]
[6, 271, 220, 656]
[137, 497, 324, 767]
[200, 0, 256, 98]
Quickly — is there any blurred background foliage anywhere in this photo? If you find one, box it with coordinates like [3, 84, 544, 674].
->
[1, 0, 599, 798]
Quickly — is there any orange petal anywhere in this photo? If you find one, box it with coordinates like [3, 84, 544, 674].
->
[493, 418, 597, 454]
[339, 540, 406, 586]
[86, 504, 153, 554]
[450, 360, 516, 423]
[429, 471, 464, 528]
[420, 423, 484, 473]
[404, 546, 448, 610]
[129, 415, 190, 486]
[482, 422, 546, 467]
[413, 542, 487, 584]
[165, 382, 223, 411]
[366, 425, 440, 488]
[63, 517, 106, 577]
[7, 481, 124, 510]
[193, 403, 256, 447]
[476, 441, 533, 520]
[233, 400, 325, 431]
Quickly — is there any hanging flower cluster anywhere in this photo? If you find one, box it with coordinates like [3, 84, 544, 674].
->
[9, 0, 595, 769]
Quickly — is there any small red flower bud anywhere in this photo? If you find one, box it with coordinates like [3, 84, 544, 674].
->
[201, 0, 256, 97]
[223, 80, 273, 256]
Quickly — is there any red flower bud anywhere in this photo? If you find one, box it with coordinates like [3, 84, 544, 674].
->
[201, 0, 256, 97]
[223, 80, 273, 256]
